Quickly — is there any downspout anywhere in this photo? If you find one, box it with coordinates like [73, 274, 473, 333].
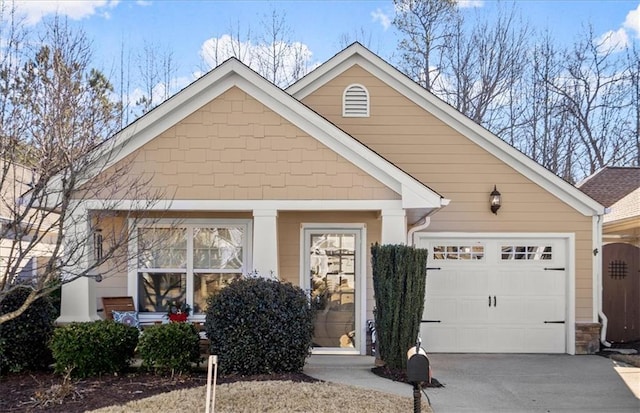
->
[407, 217, 431, 246]
[596, 213, 611, 348]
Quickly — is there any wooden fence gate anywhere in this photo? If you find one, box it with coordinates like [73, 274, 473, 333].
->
[603, 243, 640, 343]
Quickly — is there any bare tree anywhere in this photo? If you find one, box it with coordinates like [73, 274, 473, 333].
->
[393, 0, 458, 91]
[438, 3, 529, 132]
[517, 33, 576, 181]
[548, 25, 633, 179]
[135, 40, 177, 114]
[200, 20, 253, 70]
[200, 9, 311, 87]
[0, 16, 161, 324]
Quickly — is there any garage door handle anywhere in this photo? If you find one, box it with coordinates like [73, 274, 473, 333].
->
[494, 296, 496, 307]
[488, 296, 491, 307]
[544, 321, 565, 324]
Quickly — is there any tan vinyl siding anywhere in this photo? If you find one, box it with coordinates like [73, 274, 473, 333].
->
[277, 211, 381, 318]
[87, 87, 397, 202]
[302, 65, 595, 322]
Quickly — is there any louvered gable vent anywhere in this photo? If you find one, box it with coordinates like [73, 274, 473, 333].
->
[343, 84, 369, 117]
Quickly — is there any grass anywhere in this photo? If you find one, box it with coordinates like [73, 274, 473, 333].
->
[88, 380, 433, 413]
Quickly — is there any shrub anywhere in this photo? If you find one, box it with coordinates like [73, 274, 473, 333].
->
[50, 320, 138, 378]
[0, 286, 57, 374]
[137, 322, 201, 375]
[371, 243, 428, 370]
[205, 277, 314, 375]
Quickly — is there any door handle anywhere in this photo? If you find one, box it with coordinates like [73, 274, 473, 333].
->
[488, 295, 491, 307]
[494, 296, 496, 307]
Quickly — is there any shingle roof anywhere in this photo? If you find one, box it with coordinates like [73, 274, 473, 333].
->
[577, 167, 640, 207]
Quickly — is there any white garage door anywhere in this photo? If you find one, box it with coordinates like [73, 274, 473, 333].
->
[416, 236, 567, 353]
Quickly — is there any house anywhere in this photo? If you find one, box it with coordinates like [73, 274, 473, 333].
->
[578, 167, 640, 343]
[0, 161, 55, 286]
[56, 43, 606, 355]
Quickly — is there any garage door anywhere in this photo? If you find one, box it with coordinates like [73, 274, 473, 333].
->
[416, 236, 566, 353]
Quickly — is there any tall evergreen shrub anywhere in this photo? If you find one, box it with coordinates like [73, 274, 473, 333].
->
[371, 243, 428, 370]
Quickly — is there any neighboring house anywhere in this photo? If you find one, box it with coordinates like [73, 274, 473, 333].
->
[0, 161, 55, 286]
[57, 43, 606, 355]
[578, 167, 640, 343]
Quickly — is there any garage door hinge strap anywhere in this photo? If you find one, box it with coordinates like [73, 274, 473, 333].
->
[544, 267, 565, 271]
[426, 267, 442, 271]
[421, 320, 441, 323]
[544, 321, 565, 324]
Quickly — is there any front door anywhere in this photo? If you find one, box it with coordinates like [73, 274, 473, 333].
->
[303, 228, 362, 354]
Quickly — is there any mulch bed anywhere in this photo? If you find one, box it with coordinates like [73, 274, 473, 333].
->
[597, 340, 640, 368]
[0, 368, 318, 413]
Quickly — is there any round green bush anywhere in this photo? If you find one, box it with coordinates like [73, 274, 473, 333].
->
[50, 320, 138, 378]
[205, 277, 314, 375]
[137, 322, 201, 374]
[0, 286, 57, 374]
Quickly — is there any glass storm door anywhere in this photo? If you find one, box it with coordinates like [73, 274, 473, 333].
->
[304, 229, 361, 354]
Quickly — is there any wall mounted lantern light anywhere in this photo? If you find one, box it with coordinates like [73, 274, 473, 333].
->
[490, 185, 501, 214]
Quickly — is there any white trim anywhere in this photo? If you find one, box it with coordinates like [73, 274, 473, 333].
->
[288, 44, 604, 216]
[300, 223, 367, 355]
[252, 210, 278, 277]
[381, 209, 407, 244]
[79, 199, 409, 211]
[593, 214, 610, 347]
[343, 83, 370, 117]
[415, 231, 576, 355]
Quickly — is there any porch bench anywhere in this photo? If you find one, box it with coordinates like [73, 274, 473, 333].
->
[101, 296, 209, 353]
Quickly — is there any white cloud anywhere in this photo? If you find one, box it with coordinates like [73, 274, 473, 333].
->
[457, 0, 484, 8]
[371, 8, 391, 31]
[596, 28, 630, 54]
[136, 0, 152, 6]
[10, 0, 120, 25]
[623, 3, 640, 37]
[199, 34, 315, 87]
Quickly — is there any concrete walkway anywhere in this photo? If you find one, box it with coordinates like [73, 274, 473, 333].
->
[305, 354, 640, 412]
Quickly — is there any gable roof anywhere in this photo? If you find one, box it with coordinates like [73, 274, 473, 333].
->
[577, 167, 640, 207]
[74, 56, 446, 211]
[288, 43, 606, 217]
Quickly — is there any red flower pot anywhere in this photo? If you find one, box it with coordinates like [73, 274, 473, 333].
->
[168, 313, 188, 323]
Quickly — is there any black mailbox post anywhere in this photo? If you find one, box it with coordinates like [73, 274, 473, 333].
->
[406, 339, 431, 413]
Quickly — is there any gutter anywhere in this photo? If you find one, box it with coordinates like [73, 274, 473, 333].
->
[407, 217, 431, 246]
[595, 213, 611, 348]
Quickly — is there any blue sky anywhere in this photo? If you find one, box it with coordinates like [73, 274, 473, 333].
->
[7, 0, 640, 98]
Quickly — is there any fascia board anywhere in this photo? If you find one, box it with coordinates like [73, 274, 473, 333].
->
[290, 45, 605, 217]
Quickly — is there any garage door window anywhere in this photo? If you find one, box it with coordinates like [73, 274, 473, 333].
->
[501, 245, 552, 260]
[433, 245, 484, 260]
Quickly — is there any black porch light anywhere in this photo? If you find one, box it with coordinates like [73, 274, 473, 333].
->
[490, 185, 501, 215]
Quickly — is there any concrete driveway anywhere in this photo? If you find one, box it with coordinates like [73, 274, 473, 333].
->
[426, 354, 640, 412]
